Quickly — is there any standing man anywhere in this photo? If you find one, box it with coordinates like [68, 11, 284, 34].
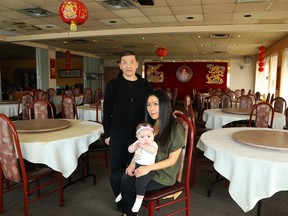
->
[103, 51, 153, 212]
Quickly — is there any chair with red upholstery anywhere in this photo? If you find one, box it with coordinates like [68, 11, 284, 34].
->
[235, 95, 253, 108]
[83, 87, 93, 104]
[185, 104, 211, 188]
[143, 112, 194, 216]
[271, 97, 287, 114]
[248, 102, 274, 128]
[220, 93, 232, 108]
[0, 114, 64, 216]
[87, 97, 109, 168]
[28, 99, 54, 119]
[206, 95, 221, 109]
[62, 95, 78, 119]
[17, 92, 34, 120]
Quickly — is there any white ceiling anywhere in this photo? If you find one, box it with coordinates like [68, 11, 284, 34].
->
[0, 0, 288, 60]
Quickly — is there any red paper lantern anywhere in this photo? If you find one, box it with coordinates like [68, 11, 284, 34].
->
[259, 46, 266, 52]
[156, 47, 168, 58]
[259, 57, 265, 62]
[59, 0, 88, 31]
[258, 67, 264, 72]
[259, 51, 265, 57]
[258, 62, 264, 67]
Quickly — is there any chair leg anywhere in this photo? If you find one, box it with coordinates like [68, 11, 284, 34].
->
[148, 201, 154, 216]
[0, 175, 3, 213]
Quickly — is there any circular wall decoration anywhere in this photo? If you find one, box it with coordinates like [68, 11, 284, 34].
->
[176, 65, 193, 82]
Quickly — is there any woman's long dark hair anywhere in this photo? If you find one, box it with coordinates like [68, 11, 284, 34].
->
[145, 90, 176, 151]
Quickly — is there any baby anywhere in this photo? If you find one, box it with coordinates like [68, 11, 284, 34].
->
[115, 122, 158, 213]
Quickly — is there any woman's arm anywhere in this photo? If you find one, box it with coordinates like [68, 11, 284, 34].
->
[134, 148, 182, 178]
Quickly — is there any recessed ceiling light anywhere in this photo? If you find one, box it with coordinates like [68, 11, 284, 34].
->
[110, 21, 117, 24]
[186, 17, 194, 20]
[244, 14, 252, 18]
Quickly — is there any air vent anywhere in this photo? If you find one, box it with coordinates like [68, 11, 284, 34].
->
[100, 0, 135, 10]
[18, 8, 55, 17]
[210, 34, 230, 39]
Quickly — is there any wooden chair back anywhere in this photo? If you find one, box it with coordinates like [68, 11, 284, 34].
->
[62, 95, 78, 119]
[83, 87, 93, 104]
[28, 99, 54, 119]
[271, 97, 287, 114]
[248, 102, 274, 128]
[17, 92, 34, 120]
[143, 112, 194, 216]
[220, 93, 232, 108]
[235, 95, 253, 108]
[0, 114, 64, 216]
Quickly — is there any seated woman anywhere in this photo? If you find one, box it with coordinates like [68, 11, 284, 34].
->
[110, 89, 185, 216]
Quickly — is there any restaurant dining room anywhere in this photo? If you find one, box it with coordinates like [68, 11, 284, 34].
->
[1, 0, 288, 216]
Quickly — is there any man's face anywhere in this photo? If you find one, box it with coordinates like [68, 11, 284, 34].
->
[119, 55, 138, 77]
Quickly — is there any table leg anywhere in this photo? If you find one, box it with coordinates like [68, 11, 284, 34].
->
[207, 172, 225, 197]
[62, 151, 96, 191]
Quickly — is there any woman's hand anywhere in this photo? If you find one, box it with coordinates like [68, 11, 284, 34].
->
[126, 161, 136, 176]
[134, 165, 151, 178]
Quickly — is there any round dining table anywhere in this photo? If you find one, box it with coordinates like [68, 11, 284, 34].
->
[77, 104, 102, 122]
[16, 119, 103, 178]
[197, 127, 288, 213]
[202, 108, 285, 130]
[0, 100, 21, 117]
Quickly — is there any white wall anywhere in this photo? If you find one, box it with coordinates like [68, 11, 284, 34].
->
[228, 56, 256, 92]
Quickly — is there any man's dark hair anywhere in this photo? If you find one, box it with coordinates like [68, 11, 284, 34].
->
[120, 51, 138, 61]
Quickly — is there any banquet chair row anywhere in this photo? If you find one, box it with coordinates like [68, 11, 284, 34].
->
[0, 114, 64, 216]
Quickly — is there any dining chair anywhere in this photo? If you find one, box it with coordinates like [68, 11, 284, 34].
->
[73, 87, 81, 96]
[62, 95, 78, 119]
[17, 92, 34, 120]
[47, 88, 56, 98]
[226, 90, 236, 101]
[93, 88, 103, 103]
[265, 93, 271, 103]
[171, 88, 178, 110]
[254, 91, 261, 101]
[143, 112, 194, 216]
[206, 95, 221, 109]
[234, 89, 241, 100]
[36, 89, 45, 99]
[87, 97, 109, 169]
[0, 114, 64, 216]
[247, 93, 256, 105]
[64, 89, 74, 97]
[83, 87, 93, 104]
[220, 93, 232, 108]
[185, 104, 212, 188]
[28, 99, 54, 119]
[271, 97, 287, 114]
[248, 102, 274, 128]
[235, 95, 253, 108]
[183, 94, 192, 112]
[283, 107, 288, 130]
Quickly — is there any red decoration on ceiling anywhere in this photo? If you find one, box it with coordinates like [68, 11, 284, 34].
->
[65, 50, 71, 72]
[258, 45, 265, 73]
[59, 0, 88, 32]
[156, 47, 168, 58]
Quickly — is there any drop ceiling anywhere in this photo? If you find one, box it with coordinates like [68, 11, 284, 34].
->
[0, 0, 288, 60]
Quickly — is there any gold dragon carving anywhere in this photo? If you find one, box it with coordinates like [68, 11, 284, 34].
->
[206, 64, 225, 84]
[146, 64, 164, 83]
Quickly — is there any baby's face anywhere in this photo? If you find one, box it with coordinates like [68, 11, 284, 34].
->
[137, 129, 154, 145]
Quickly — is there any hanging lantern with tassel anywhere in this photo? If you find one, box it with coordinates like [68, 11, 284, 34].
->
[59, 0, 88, 32]
[156, 47, 168, 58]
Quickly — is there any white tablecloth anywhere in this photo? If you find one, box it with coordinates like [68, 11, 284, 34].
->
[0, 102, 21, 117]
[77, 105, 102, 122]
[18, 119, 103, 178]
[202, 108, 285, 130]
[197, 127, 288, 212]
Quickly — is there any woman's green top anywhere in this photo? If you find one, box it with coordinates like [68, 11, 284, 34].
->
[152, 123, 185, 186]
